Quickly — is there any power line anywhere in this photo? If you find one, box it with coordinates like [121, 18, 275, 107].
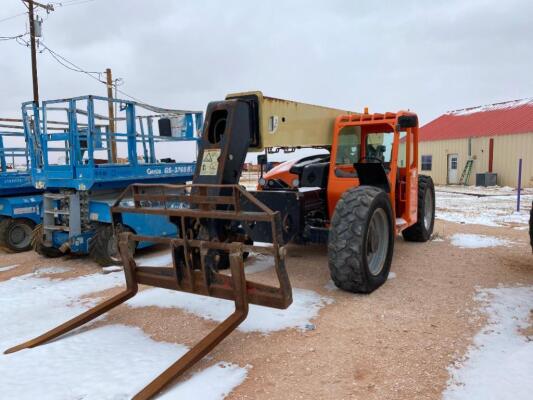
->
[0, 11, 27, 24]
[39, 40, 105, 82]
[50, 0, 97, 8]
[38, 41, 149, 104]
[19, 23, 192, 113]
[0, 33, 27, 41]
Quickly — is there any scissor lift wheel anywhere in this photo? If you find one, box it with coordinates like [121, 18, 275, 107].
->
[0, 218, 35, 252]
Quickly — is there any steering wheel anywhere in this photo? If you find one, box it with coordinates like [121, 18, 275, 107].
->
[358, 156, 383, 164]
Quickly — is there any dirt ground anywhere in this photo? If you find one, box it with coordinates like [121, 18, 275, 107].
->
[0, 218, 532, 399]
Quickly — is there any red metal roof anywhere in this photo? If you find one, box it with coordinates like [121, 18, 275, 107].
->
[420, 98, 533, 142]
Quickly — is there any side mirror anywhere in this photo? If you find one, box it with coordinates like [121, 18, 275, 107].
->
[257, 154, 267, 166]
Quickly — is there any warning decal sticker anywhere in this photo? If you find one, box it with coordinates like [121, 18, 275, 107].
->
[200, 148, 221, 176]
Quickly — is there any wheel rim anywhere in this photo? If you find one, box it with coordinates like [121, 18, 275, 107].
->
[424, 190, 433, 231]
[366, 208, 389, 276]
[8, 223, 32, 249]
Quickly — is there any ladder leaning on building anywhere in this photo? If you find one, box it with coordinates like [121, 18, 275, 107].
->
[459, 159, 474, 185]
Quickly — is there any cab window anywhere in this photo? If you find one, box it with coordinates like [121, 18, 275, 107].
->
[365, 132, 393, 163]
[334, 126, 360, 178]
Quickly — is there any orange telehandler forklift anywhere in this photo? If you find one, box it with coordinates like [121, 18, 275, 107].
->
[5, 92, 435, 399]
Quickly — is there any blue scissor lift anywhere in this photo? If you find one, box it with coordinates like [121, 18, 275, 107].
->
[23, 95, 202, 265]
[0, 118, 42, 252]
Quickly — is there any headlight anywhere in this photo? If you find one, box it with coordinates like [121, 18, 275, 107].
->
[258, 177, 266, 186]
[291, 178, 300, 187]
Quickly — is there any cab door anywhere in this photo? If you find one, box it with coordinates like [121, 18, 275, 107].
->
[327, 124, 361, 218]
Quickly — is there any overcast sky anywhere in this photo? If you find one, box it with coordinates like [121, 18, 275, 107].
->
[1, 0, 531, 125]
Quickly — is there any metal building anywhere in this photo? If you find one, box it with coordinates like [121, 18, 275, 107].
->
[418, 98, 533, 188]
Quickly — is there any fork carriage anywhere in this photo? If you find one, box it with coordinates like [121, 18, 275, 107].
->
[5, 182, 292, 400]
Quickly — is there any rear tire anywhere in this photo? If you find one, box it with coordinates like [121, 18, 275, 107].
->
[89, 224, 135, 267]
[328, 186, 394, 293]
[32, 224, 63, 258]
[402, 175, 435, 242]
[529, 202, 533, 252]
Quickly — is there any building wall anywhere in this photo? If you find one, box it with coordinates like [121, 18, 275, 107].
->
[418, 132, 533, 188]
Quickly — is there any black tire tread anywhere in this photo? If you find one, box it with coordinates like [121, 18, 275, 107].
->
[529, 202, 533, 252]
[89, 224, 135, 267]
[0, 218, 12, 252]
[328, 186, 393, 294]
[402, 175, 435, 242]
[32, 224, 63, 258]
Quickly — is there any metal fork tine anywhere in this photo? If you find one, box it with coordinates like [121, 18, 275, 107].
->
[4, 234, 138, 354]
[132, 244, 248, 400]
[7, 184, 293, 400]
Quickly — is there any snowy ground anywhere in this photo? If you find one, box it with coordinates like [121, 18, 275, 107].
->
[0, 185, 531, 399]
[449, 233, 512, 249]
[443, 286, 533, 400]
[436, 185, 533, 227]
[0, 261, 332, 399]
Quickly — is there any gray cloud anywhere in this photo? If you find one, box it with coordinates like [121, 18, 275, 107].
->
[1, 0, 531, 123]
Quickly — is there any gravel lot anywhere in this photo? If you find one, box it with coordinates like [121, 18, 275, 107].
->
[0, 190, 531, 399]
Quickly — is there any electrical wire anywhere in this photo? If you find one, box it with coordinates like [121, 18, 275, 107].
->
[0, 33, 26, 41]
[0, 11, 27, 24]
[39, 40, 105, 82]
[23, 39, 199, 114]
[50, 0, 97, 8]
[37, 41, 152, 105]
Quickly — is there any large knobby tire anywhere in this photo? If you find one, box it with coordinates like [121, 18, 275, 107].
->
[89, 224, 135, 267]
[529, 202, 533, 252]
[328, 186, 395, 294]
[402, 175, 435, 242]
[32, 224, 63, 258]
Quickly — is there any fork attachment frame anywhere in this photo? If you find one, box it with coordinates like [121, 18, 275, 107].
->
[4, 183, 293, 400]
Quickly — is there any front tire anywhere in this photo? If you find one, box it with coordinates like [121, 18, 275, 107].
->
[328, 186, 394, 293]
[89, 224, 135, 267]
[402, 175, 435, 242]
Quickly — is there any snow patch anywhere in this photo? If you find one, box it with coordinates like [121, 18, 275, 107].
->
[127, 287, 333, 333]
[34, 266, 70, 275]
[102, 265, 122, 274]
[450, 233, 512, 249]
[244, 253, 274, 274]
[443, 286, 533, 400]
[160, 361, 249, 400]
[0, 264, 19, 272]
[0, 324, 247, 400]
[135, 251, 173, 267]
[436, 190, 533, 227]
[448, 98, 533, 116]
[0, 272, 124, 349]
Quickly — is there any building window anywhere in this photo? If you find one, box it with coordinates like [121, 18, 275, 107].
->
[421, 155, 432, 171]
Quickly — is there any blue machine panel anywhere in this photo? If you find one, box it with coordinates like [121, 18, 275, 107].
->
[0, 194, 42, 223]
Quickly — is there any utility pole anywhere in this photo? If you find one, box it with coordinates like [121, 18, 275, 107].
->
[28, 0, 39, 103]
[106, 68, 117, 162]
[22, 0, 54, 104]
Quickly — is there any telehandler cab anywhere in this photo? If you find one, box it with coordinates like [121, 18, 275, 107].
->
[5, 91, 435, 399]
